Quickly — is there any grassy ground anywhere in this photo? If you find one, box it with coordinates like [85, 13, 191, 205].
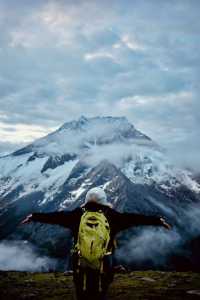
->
[0, 271, 200, 299]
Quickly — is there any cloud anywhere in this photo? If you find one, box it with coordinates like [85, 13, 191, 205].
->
[116, 202, 200, 268]
[84, 50, 116, 62]
[0, 141, 23, 156]
[0, 0, 199, 161]
[119, 91, 193, 108]
[0, 240, 56, 272]
[166, 135, 200, 172]
[116, 228, 182, 267]
[121, 34, 145, 51]
[0, 121, 57, 143]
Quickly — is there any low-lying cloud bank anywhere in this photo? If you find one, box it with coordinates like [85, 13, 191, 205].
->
[0, 240, 57, 272]
[116, 203, 200, 269]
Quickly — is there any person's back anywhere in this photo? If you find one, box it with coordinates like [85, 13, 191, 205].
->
[21, 187, 171, 300]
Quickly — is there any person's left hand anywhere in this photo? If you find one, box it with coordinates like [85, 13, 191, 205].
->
[21, 214, 33, 225]
[160, 217, 172, 230]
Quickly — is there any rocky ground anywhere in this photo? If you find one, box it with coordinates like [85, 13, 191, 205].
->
[0, 271, 200, 300]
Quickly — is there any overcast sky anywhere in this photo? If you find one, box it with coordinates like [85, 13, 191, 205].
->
[0, 0, 199, 158]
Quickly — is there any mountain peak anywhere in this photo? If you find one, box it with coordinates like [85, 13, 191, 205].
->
[60, 115, 132, 131]
[11, 115, 154, 157]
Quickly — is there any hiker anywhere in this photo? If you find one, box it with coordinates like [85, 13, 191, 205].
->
[21, 187, 171, 300]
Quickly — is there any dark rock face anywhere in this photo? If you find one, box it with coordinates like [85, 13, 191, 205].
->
[12, 145, 33, 156]
[0, 191, 44, 239]
[41, 154, 77, 173]
[27, 152, 44, 162]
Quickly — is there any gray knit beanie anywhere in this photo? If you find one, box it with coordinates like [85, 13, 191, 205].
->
[84, 187, 110, 206]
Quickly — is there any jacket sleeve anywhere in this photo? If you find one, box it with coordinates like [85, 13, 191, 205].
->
[31, 210, 78, 228]
[114, 211, 163, 232]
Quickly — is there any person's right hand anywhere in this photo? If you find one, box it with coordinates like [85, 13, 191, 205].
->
[21, 214, 33, 224]
[160, 217, 172, 230]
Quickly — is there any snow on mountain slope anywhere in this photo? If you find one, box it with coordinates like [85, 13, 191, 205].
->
[0, 152, 78, 205]
[121, 146, 200, 193]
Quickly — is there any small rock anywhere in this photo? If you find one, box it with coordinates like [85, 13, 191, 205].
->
[187, 290, 200, 296]
[113, 265, 127, 273]
[140, 277, 156, 283]
[64, 270, 74, 276]
[21, 293, 36, 299]
[24, 279, 33, 282]
[168, 283, 176, 288]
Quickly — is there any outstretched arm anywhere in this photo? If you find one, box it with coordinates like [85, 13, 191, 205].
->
[114, 211, 171, 232]
[21, 210, 79, 228]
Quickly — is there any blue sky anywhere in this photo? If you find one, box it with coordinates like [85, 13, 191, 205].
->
[0, 0, 199, 162]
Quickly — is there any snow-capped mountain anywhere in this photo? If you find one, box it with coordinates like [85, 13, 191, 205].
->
[0, 116, 200, 270]
[11, 115, 154, 156]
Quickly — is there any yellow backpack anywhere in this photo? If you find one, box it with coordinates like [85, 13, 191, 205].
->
[76, 210, 111, 270]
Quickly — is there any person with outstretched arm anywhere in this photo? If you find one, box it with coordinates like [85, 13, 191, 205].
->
[21, 187, 171, 300]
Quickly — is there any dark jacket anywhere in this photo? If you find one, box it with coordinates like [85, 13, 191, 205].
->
[31, 202, 164, 247]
